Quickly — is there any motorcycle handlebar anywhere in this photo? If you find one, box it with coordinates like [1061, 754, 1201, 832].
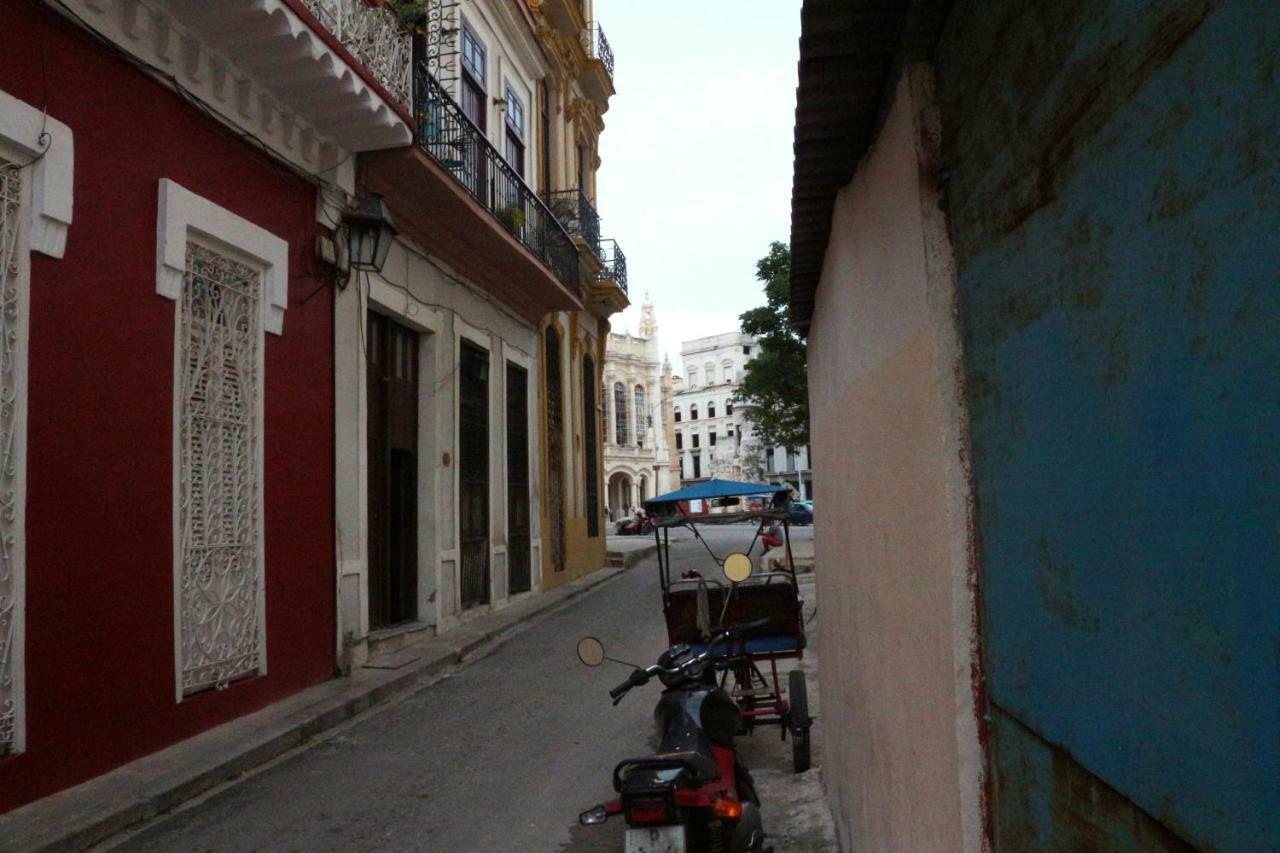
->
[603, 620, 778, 702]
[609, 668, 650, 701]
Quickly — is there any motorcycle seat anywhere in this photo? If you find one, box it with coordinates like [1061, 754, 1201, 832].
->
[614, 750, 722, 791]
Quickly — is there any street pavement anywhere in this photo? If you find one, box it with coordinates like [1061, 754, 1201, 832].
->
[107, 526, 833, 852]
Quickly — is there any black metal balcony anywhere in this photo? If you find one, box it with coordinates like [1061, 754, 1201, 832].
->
[414, 65, 580, 294]
[597, 239, 627, 294]
[581, 22, 615, 79]
[544, 189, 602, 255]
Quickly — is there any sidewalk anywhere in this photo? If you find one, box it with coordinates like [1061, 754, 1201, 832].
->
[0, 564, 634, 853]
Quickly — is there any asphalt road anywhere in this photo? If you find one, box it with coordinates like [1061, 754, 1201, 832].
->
[110, 526, 829, 852]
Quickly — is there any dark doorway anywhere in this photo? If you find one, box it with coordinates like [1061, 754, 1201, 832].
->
[367, 314, 419, 629]
[507, 363, 532, 594]
[583, 354, 600, 537]
[545, 328, 566, 573]
[459, 341, 490, 609]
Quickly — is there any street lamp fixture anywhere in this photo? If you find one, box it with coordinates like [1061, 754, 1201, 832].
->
[344, 193, 398, 273]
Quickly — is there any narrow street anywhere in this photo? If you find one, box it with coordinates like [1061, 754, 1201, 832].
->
[109, 528, 832, 853]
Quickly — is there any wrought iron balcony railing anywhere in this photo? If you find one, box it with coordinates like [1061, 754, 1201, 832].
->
[299, 0, 412, 105]
[581, 22, 616, 79]
[414, 66, 581, 294]
[597, 239, 627, 294]
[544, 189, 601, 255]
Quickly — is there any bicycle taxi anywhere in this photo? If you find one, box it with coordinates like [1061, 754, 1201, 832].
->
[642, 480, 813, 772]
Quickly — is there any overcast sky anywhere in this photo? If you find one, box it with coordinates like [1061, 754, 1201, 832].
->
[595, 0, 802, 367]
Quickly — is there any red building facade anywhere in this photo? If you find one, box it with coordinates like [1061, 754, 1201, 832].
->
[0, 0, 410, 811]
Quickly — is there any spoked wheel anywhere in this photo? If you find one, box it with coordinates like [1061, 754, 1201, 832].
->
[789, 668, 812, 773]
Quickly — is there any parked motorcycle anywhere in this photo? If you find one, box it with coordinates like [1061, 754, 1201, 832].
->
[576, 556, 773, 853]
[615, 512, 654, 536]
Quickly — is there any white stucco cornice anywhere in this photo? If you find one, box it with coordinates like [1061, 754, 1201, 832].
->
[54, 0, 413, 190]
[156, 179, 290, 335]
[0, 90, 74, 258]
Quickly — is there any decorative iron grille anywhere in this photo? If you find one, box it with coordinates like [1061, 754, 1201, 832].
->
[597, 239, 627, 294]
[415, 66, 581, 294]
[0, 159, 22, 753]
[544, 189, 601, 256]
[421, 0, 461, 91]
[299, 0, 413, 106]
[178, 244, 263, 696]
[581, 22, 615, 79]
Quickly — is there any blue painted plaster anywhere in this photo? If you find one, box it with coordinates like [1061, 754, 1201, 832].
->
[939, 0, 1280, 849]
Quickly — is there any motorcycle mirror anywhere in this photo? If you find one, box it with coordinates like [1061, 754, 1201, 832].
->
[723, 552, 754, 584]
[576, 636, 606, 667]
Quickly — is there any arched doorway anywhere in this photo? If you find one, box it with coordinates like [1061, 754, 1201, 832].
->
[607, 472, 633, 520]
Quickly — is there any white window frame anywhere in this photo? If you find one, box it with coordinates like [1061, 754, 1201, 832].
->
[155, 178, 287, 702]
[0, 90, 74, 755]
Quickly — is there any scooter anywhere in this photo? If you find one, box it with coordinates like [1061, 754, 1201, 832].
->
[577, 559, 773, 853]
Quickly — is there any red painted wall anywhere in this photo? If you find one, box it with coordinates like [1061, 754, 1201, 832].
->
[1, 2, 336, 811]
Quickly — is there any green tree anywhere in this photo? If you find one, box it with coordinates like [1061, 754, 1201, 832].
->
[735, 242, 809, 448]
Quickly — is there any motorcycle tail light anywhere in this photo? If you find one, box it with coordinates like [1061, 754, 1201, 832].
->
[712, 797, 743, 820]
[625, 796, 674, 825]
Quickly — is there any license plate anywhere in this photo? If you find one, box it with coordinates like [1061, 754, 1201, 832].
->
[625, 824, 687, 853]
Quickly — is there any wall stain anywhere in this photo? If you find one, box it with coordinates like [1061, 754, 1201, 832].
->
[1150, 168, 1210, 222]
[1035, 537, 1100, 633]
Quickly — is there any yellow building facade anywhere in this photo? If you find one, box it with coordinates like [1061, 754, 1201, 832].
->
[529, 0, 627, 587]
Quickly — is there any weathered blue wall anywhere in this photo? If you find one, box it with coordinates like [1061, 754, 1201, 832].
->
[935, 0, 1280, 849]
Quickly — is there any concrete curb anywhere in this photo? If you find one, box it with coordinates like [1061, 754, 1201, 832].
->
[0, 562, 642, 853]
[607, 543, 658, 569]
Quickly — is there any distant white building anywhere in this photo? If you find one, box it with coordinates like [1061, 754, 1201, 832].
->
[672, 332, 812, 503]
[603, 298, 675, 519]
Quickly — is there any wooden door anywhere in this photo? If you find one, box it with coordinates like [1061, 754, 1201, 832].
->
[544, 329, 565, 572]
[367, 314, 419, 629]
[506, 363, 531, 594]
[459, 341, 490, 609]
[583, 354, 600, 537]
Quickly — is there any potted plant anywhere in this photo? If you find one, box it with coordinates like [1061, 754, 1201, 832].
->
[497, 205, 525, 232]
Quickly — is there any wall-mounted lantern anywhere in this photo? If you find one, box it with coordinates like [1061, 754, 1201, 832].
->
[344, 193, 398, 273]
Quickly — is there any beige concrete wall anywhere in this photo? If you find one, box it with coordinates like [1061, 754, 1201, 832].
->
[808, 67, 985, 852]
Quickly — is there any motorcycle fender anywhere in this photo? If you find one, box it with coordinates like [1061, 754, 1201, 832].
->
[728, 801, 764, 852]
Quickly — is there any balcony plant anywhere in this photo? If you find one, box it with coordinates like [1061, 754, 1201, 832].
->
[497, 205, 525, 233]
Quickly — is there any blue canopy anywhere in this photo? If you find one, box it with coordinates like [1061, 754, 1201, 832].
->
[644, 479, 790, 507]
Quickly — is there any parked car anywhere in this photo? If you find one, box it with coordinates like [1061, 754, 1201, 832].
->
[787, 503, 813, 526]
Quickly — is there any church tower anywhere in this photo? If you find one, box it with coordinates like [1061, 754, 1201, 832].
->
[639, 292, 657, 339]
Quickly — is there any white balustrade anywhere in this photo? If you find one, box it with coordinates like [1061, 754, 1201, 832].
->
[300, 0, 412, 107]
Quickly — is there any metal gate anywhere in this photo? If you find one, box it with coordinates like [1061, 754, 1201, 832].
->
[544, 329, 565, 572]
[459, 341, 490, 609]
[582, 354, 600, 538]
[367, 314, 419, 629]
[506, 362, 531, 594]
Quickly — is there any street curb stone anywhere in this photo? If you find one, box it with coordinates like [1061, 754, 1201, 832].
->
[0, 562, 638, 852]
[608, 543, 657, 568]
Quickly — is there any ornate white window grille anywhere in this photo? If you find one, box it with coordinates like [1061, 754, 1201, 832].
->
[177, 244, 264, 696]
[0, 158, 22, 754]
[299, 0, 413, 106]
